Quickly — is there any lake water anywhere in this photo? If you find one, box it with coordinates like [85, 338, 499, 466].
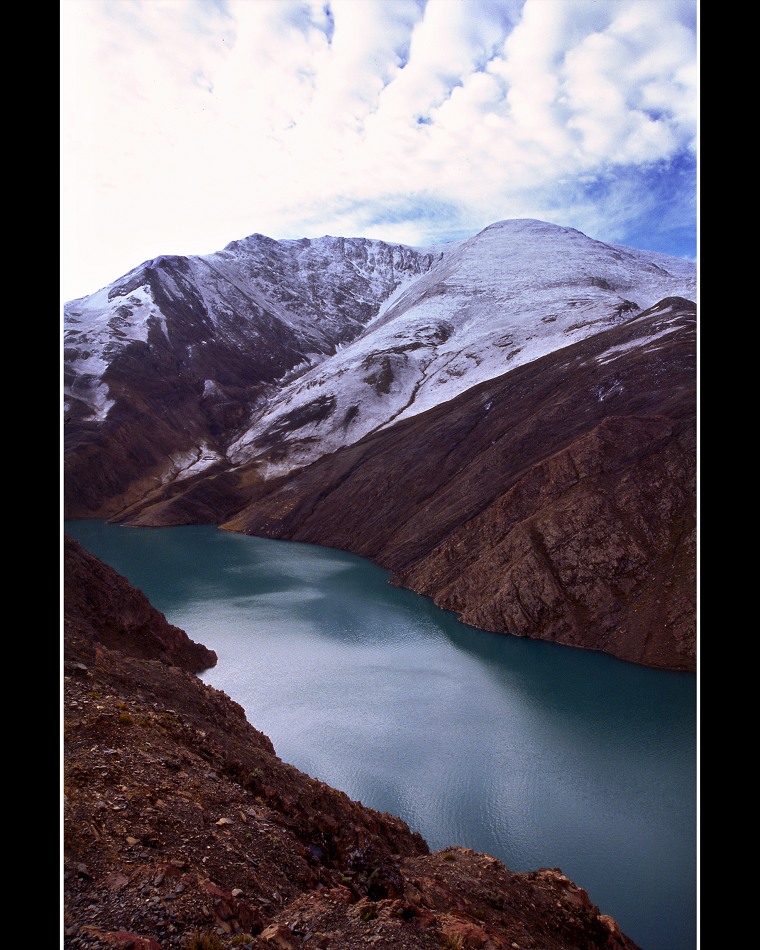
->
[64, 521, 697, 950]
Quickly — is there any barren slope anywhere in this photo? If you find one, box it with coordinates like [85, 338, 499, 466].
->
[211, 297, 696, 671]
[63, 536, 642, 950]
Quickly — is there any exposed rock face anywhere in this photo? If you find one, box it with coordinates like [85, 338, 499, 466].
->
[214, 297, 696, 671]
[63, 537, 642, 949]
[64, 535, 217, 673]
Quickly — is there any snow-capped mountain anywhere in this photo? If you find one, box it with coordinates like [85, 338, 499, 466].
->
[63, 218, 696, 670]
[63, 218, 695, 520]
[64, 233, 440, 516]
[226, 219, 696, 476]
[64, 233, 439, 424]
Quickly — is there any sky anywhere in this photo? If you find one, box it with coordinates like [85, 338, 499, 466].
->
[60, 0, 698, 303]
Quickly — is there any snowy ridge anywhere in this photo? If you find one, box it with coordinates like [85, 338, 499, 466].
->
[198, 233, 442, 350]
[226, 220, 696, 476]
[63, 234, 438, 427]
[63, 218, 696, 490]
[63, 282, 160, 420]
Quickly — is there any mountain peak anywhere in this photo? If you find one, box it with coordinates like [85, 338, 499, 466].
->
[479, 217, 580, 235]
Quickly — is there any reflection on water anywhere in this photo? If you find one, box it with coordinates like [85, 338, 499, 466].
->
[64, 521, 697, 950]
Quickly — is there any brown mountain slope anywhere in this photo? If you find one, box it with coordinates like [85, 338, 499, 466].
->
[172, 297, 693, 672]
[63, 535, 642, 950]
[109, 297, 695, 671]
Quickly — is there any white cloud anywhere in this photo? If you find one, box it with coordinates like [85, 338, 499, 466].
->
[60, 0, 697, 302]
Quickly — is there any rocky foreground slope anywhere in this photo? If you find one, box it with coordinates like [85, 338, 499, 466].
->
[63, 535, 642, 950]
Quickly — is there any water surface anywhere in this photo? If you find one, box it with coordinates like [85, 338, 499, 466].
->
[65, 521, 697, 950]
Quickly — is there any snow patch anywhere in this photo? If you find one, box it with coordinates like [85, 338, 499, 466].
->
[64, 283, 157, 412]
[595, 322, 684, 365]
[162, 445, 225, 483]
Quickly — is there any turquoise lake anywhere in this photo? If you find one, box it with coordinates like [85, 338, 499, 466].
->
[64, 520, 697, 950]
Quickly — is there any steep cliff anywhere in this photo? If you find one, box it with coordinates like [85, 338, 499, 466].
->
[63, 536, 642, 949]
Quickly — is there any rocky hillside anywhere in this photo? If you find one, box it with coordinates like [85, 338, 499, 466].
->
[63, 535, 642, 950]
[64, 535, 217, 673]
[115, 296, 696, 671]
